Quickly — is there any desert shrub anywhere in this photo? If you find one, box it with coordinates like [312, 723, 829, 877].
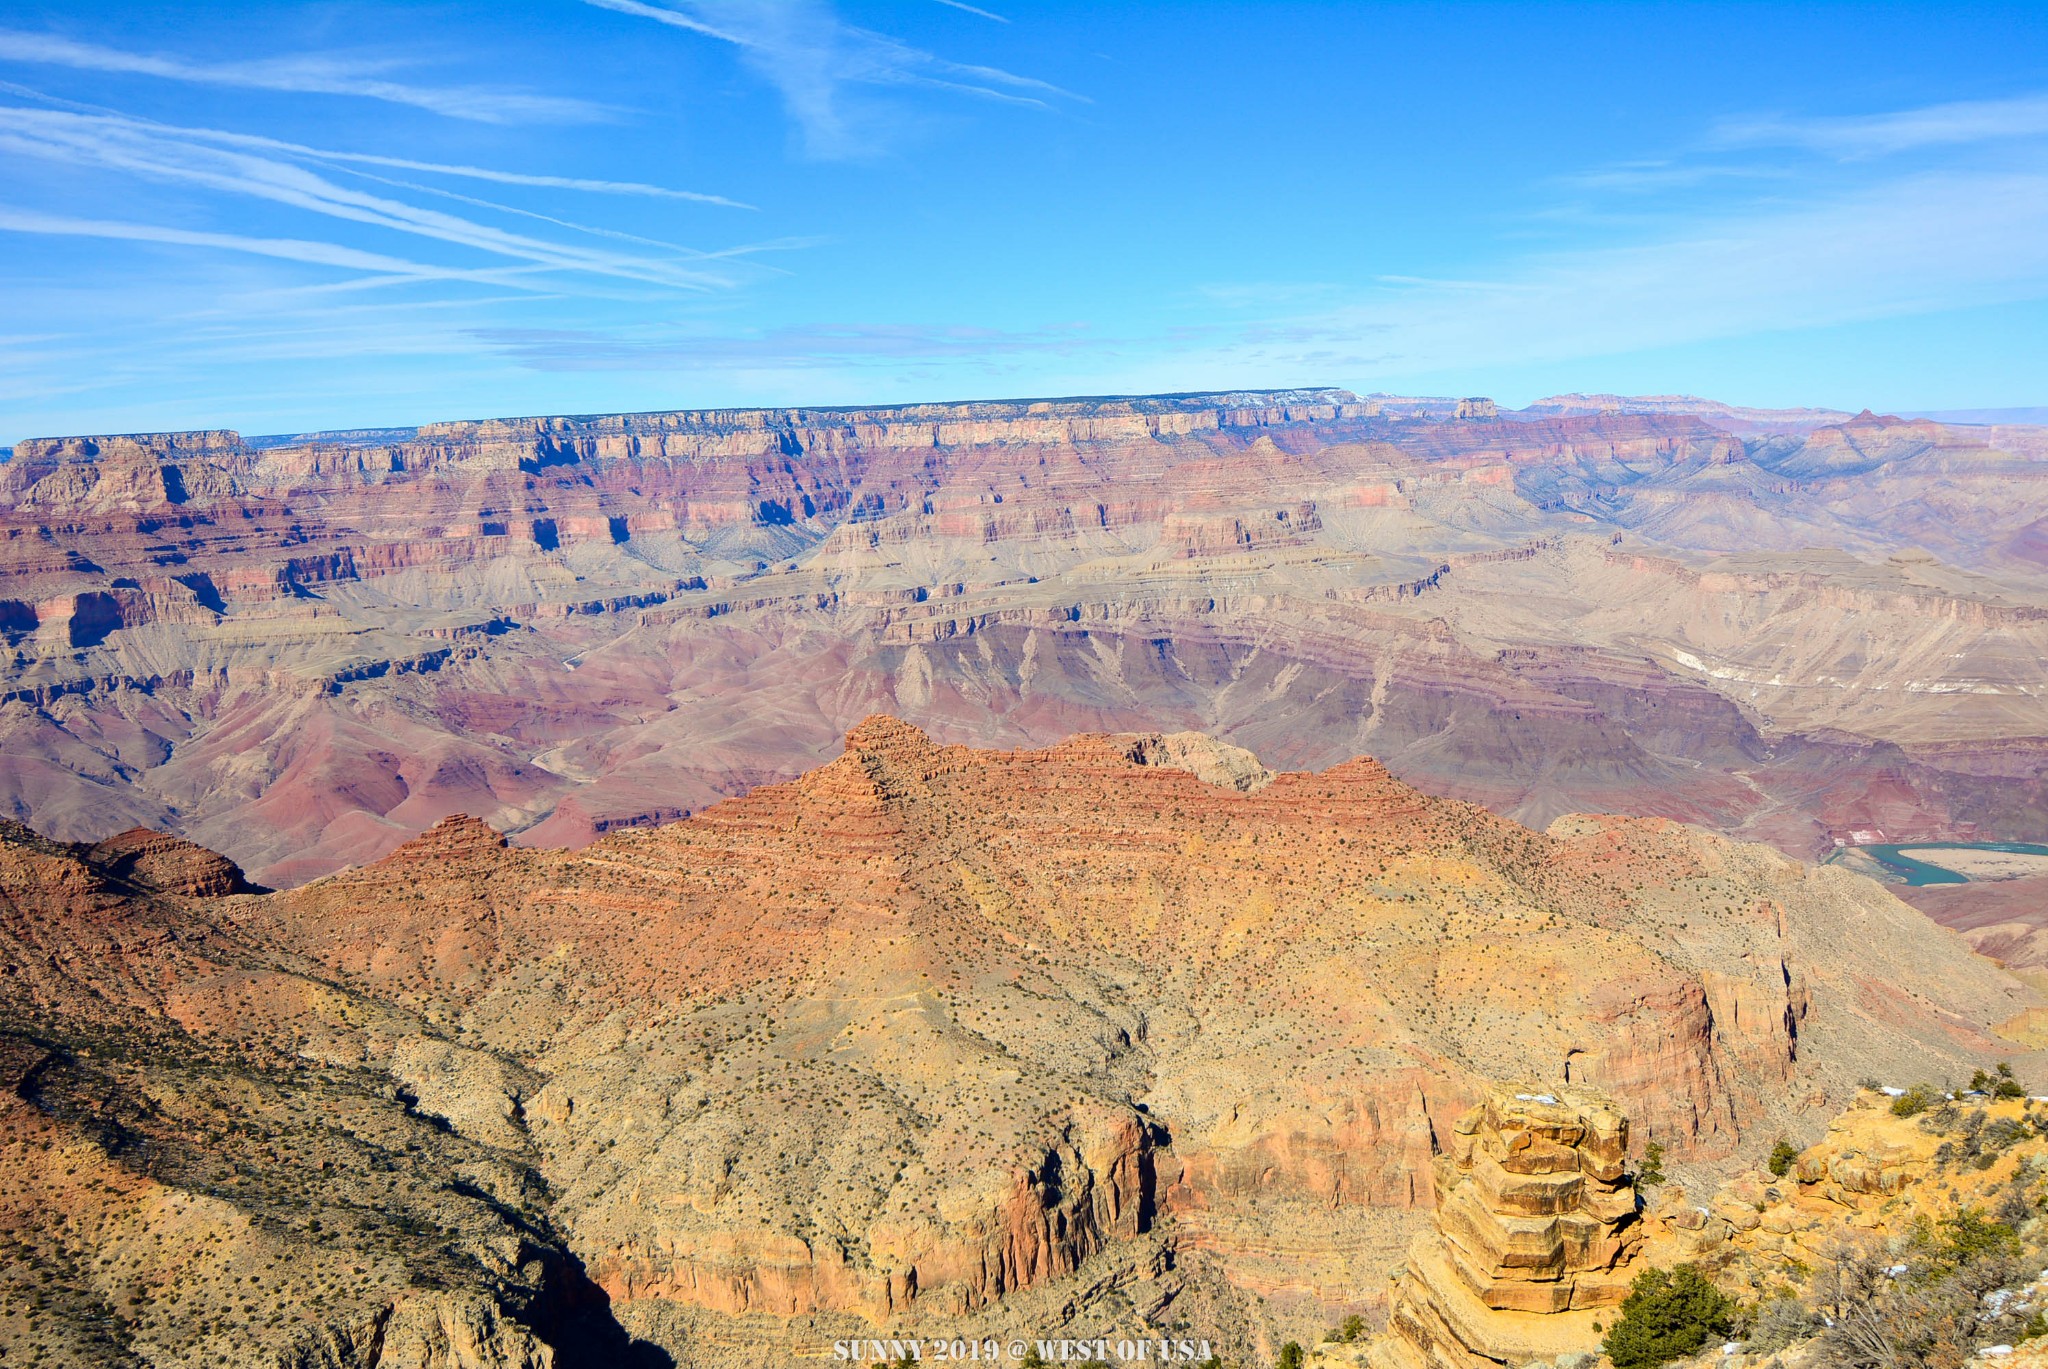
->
[1916, 1206, 2020, 1279]
[1814, 1210, 2027, 1369]
[1818, 1252, 1980, 1369]
[1637, 1142, 1668, 1187]
[1922, 1101, 1964, 1133]
[1769, 1140, 1799, 1177]
[1324, 1315, 1367, 1343]
[1967, 1064, 2025, 1098]
[1981, 1118, 2030, 1155]
[1277, 1342, 1304, 1369]
[1603, 1264, 1735, 1369]
[1748, 1295, 1818, 1354]
[1891, 1085, 1938, 1118]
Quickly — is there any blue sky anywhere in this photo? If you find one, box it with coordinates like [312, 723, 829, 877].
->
[2, 1, 2046, 438]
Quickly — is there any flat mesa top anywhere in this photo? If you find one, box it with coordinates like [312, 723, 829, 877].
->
[12, 388, 1381, 455]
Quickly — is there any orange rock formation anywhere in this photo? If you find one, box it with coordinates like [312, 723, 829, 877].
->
[1369, 1089, 1642, 1369]
[0, 720, 2039, 1364]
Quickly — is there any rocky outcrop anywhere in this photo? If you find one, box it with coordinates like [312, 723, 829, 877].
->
[85, 827, 250, 897]
[275, 1295, 554, 1369]
[1365, 1088, 1642, 1369]
[1125, 730, 1275, 791]
[1648, 1087, 2048, 1302]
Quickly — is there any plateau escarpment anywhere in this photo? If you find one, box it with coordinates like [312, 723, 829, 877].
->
[0, 721, 2035, 1366]
[3, 390, 2046, 885]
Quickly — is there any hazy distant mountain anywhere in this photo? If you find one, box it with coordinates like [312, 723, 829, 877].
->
[1900, 406, 2048, 425]
[1515, 392, 1856, 432]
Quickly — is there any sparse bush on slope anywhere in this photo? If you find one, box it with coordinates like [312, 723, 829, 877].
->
[1815, 1206, 2026, 1369]
[1603, 1265, 1735, 1369]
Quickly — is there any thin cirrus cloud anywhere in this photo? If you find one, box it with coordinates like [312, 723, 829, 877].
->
[469, 320, 1096, 372]
[1712, 91, 2048, 158]
[1215, 168, 2048, 382]
[0, 205, 522, 282]
[580, 0, 1081, 159]
[931, 0, 1011, 22]
[0, 106, 753, 293]
[0, 87, 753, 209]
[0, 28, 604, 124]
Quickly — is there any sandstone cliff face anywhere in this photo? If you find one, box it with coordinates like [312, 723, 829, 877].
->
[4, 391, 2044, 888]
[1366, 1088, 1642, 1369]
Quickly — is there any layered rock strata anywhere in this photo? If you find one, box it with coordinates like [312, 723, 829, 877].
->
[1367, 1089, 1642, 1369]
[1, 720, 2037, 1365]
[3, 391, 2046, 886]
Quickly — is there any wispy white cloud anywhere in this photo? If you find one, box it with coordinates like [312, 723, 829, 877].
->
[185, 128, 753, 208]
[427, 153, 2048, 392]
[1204, 170, 2048, 381]
[1, 80, 752, 207]
[310, 165, 744, 270]
[0, 28, 604, 124]
[0, 107, 746, 291]
[1557, 161, 1794, 192]
[932, 0, 1010, 22]
[581, 0, 1080, 158]
[0, 206, 524, 281]
[1714, 92, 2048, 158]
[298, 150, 749, 208]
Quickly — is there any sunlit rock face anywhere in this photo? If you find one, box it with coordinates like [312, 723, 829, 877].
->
[1363, 1086, 1644, 1369]
[0, 719, 2034, 1360]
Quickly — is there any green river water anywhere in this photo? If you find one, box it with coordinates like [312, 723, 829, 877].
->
[1843, 842, 2048, 886]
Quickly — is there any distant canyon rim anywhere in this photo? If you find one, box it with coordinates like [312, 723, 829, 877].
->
[2, 386, 2045, 896]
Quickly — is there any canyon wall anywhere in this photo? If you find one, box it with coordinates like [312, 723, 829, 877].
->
[0, 721, 2037, 1364]
[3, 389, 2045, 886]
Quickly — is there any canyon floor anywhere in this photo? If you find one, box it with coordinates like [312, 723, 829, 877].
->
[1, 719, 2041, 1367]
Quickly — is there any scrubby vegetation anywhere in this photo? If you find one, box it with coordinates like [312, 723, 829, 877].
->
[1746, 1294, 1818, 1354]
[1602, 1264, 1735, 1369]
[1812, 1205, 2031, 1369]
[1891, 1084, 1940, 1118]
[1768, 1139, 1799, 1177]
[1972, 1063, 2029, 1100]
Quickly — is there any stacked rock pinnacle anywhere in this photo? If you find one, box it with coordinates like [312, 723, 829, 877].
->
[1367, 1086, 1642, 1369]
